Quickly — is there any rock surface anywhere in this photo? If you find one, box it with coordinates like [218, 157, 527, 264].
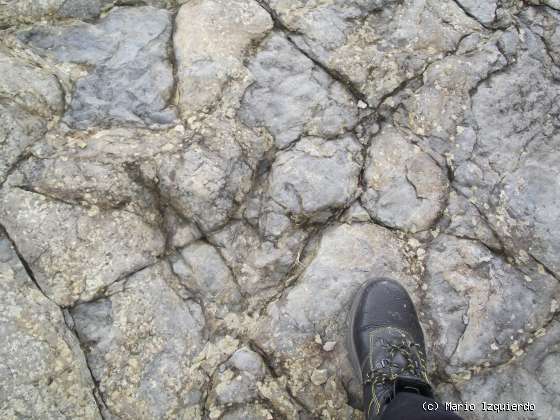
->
[1, 0, 560, 419]
[240, 33, 358, 148]
[0, 233, 101, 419]
[71, 262, 206, 419]
[19, 6, 176, 128]
[361, 126, 448, 232]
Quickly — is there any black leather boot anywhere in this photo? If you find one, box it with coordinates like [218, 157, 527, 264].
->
[347, 278, 434, 419]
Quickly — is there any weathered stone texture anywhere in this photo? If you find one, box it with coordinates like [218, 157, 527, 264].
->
[0, 185, 165, 307]
[240, 33, 358, 148]
[2, 0, 560, 418]
[0, 234, 101, 419]
[71, 262, 206, 419]
[362, 126, 449, 232]
[424, 235, 559, 377]
[19, 6, 176, 128]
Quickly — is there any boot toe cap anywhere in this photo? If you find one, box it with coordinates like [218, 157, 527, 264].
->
[352, 278, 425, 351]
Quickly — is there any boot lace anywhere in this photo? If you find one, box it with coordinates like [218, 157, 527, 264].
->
[363, 338, 429, 386]
[364, 338, 431, 417]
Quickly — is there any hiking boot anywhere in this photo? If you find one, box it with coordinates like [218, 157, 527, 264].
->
[347, 278, 434, 419]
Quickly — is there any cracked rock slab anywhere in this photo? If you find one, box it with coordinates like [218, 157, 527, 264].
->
[158, 138, 254, 233]
[174, 0, 273, 119]
[452, 29, 560, 277]
[19, 6, 176, 128]
[442, 320, 560, 420]
[1, 0, 99, 26]
[0, 44, 63, 119]
[424, 235, 559, 378]
[0, 187, 165, 306]
[267, 135, 363, 222]
[439, 191, 501, 250]
[3, 0, 560, 418]
[171, 240, 242, 316]
[528, 0, 560, 11]
[197, 338, 303, 419]
[454, 0, 498, 26]
[0, 103, 46, 185]
[0, 44, 64, 183]
[361, 126, 449, 233]
[266, 0, 478, 106]
[0, 0, 175, 26]
[169, 0, 279, 233]
[4, 126, 186, 226]
[395, 31, 508, 143]
[209, 220, 308, 299]
[0, 233, 101, 419]
[71, 262, 206, 419]
[521, 5, 560, 65]
[393, 26, 560, 279]
[239, 33, 358, 148]
[209, 346, 267, 406]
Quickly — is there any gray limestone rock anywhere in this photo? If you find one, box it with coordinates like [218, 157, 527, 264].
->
[56, 0, 103, 19]
[446, 320, 560, 420]
[267, 135, 363, 221]
[440, 191, 501, 250]
[0, 0, 99, 27]
[454, 0, 498, 25]
[209, 220, 308, 298]
[164, 208, 203, 249]
[2, 0, 560, 417]
[12, 155, 157, 218]
[3, 127, 185, 226]
[240, 33, 358, 148]
[266, 0, 478, 106]
[0, 187, 165, 306]
[171, 241, 242, 314]
[0, 44, 63, 183]
[20, 6, 176, 128]
[0, 103, 46, 185]
[0, 234, 101, 419]
[0, 0, 178, 26]
[527, 0, 560, 11]
[361, 126, 449, 233]
[0, 0, 64, 25]
[229, 347, 267, 378]
[169, 0, 280, 237]
[453, 30, 560, 277]
[158, 138, 253, 233]
[393, 26, 560, 280]
[198, 340, 305, 418]
[395, 32, 508, 143]
[521, 6, 560, 65]
[424, 235, 559, 378]
[219, 404, 274, 420]
[210, 347, 267, 405]
[535, 0, 560, 9]
[174, 0, 273, 119]
[0, 45, 64, 119]
[71, 262, 206, 419]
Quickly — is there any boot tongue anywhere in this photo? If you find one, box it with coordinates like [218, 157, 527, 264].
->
[394, 376, 434, 398]
[392, 352, 408, 368]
